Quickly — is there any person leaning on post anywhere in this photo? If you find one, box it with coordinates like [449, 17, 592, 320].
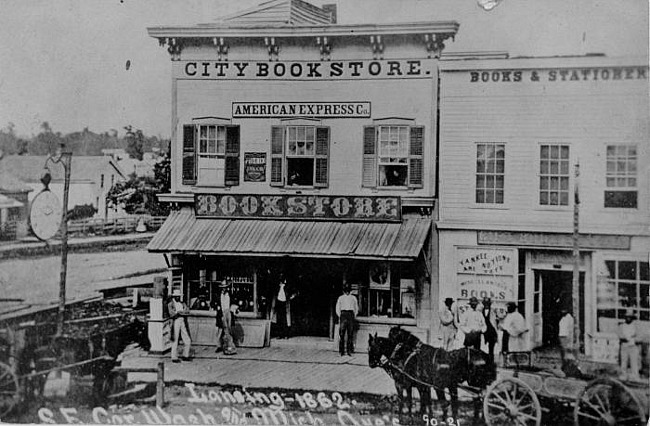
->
[168, 289, 192, 363]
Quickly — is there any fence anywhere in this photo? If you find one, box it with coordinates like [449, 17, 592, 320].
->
[66, 215, 167, 237]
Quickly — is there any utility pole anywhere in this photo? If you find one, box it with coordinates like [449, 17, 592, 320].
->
[572, 161, 580, 354]
[46, 146, 72, 336]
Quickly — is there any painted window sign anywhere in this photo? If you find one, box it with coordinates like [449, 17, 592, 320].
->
[175, 59, 434, 80]
[456, 247, 517, 302]
[468, 67, 648, 83]
[233, 102, 370, 118]
[194, 194, 401, 221]
[243, 152, 266, 182]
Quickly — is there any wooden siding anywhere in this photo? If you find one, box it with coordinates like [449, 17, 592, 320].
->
[439, 64, 649, 236]
[173, 76, 436, 197]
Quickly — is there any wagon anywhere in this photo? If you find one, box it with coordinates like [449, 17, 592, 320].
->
[0, 301, 149, 418]
[482, 353, 649, 426]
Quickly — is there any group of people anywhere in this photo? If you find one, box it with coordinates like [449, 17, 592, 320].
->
[439, 296, 528, 364]
[167, 280, 240, 363]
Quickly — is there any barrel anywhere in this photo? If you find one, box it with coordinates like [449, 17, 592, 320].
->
[153, 276, 168, 298]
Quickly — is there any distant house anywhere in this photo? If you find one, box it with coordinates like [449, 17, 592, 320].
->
[0, 169, 32, 239]
[1, 156, 126, 219]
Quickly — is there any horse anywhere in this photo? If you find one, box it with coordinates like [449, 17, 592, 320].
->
[368, 333, 433, 419]
[388, 326, 496, 420]
[16, 317, 150, 404]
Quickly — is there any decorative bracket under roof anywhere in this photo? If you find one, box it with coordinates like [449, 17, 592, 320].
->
[315, 36, 331, 61]
[159, 37, 182, 61]
[423, 33, 455, 59]
[265, 37, 280, 61]
[369, 35, 384, 60]
[213, 37, 229, 61]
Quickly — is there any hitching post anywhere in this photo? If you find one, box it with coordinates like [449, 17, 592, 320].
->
[156, 361, 165, 406]
[572, 161, 580, 354]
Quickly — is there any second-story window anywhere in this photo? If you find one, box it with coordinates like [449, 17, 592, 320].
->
[539, 144, 570, 206]
[605, 144, 637, 208]
[270, 125, 329, 187]
[363, 125, 424, 189]
[181, 124, 240, 187]
[476, 143, 505, 204]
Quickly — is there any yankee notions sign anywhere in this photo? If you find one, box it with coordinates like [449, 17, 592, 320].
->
[233, 102, 370, 118]
[174, 59, 434, 80]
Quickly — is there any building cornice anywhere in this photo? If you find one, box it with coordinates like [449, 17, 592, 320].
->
[147, 21, 459, 39]
[148, 21, 459, 61]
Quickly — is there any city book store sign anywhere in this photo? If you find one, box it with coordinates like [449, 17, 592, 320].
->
[175, 59, 434, 80]
[456, 247, 517, 302]
[195, 194, 401, 221]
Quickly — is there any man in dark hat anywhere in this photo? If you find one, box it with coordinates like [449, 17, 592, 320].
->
[459, 296, 486, 350]
[481, 297, 498, 364]
[213, 280, 237, 355]
[335, 283, 358, 357]
[439, 297, 457, 350]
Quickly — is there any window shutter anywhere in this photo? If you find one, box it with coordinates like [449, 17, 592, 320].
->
[182, 124, 196, 185]
[270, 126, 285, 186]
[315, 126, 330, 188]
[408, 126, 424, 188]
[225, 126, 240, 186]
[362, 126, 377, 188]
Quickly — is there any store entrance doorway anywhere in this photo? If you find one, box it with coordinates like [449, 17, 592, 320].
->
[533, 270, 585, 348]
[266, 259, 337, 339]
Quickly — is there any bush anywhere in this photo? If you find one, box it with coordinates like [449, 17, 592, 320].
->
[67, 204, 97, 221]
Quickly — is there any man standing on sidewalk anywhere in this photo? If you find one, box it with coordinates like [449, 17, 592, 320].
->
[336, 284, 358, 357]
[618, 309, 640, 381]
[168, 289, 192, 363]
[459, 296, 486, 350]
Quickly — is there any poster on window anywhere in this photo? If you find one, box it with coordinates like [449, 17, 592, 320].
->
[369, 263, 390, 289]
[244, 152, 266, 182]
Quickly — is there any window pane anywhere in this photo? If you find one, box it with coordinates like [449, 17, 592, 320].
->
[540, 161, 549, 174]
[619, 261, 637, 280]
[541, 145, 549, 159]
[477, 159, 486, 173]
[551, 145, 559, 159]
[560, 161, 569, 175]
[288, 127, 296, 141]
[540, 177, 548, 190]
[477, 144, 485, 158]
[605, 261, 616, 278]
[540, 192, 548, 205]
[486, 175, 495, 188]
[477, 175, 485, 188]
[550, 162, 559, 174]
[560, 145, 569, 159]
[485, 191, 495, 204]
[560, 177, 569, 190]
[550, 192, 559, 205]
[640, 284, 649, 309]
[496, 159, 504, 173]
[476, 190, 485, 203]
[495, 190, 504, 204]
[306, 127, 314, 141]
[560, 192, 568, 205]
[496, 175, 504, 189]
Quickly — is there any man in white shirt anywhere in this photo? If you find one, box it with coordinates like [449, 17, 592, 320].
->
[618, 309, 640, 381]
[558, 308, 574, 362]
[459, 297, 486, 350]
[214, 280, 237, 355]
[336, 284, 359, 356]
[439, 297, 457, 351]
[168, 289, 191, 363]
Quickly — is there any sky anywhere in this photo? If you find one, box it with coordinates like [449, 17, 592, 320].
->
[0, 0, 647, 139]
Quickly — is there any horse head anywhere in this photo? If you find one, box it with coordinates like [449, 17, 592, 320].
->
[388, 326, 421, 349]
[368, 333, 394, 369]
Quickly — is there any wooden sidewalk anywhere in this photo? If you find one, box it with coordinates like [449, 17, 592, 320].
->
[122, 343, 396, 395]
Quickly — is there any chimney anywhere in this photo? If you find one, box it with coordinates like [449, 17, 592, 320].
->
[322, 4, 337, 24]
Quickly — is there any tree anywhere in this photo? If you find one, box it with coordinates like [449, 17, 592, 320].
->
[106, 146, 171, 216]
[124, 125, 144, 161]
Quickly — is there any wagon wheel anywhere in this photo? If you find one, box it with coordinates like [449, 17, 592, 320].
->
[0, 361, 19, 418]
[484, 376, 541, 426]
[573, 377, 646, 426]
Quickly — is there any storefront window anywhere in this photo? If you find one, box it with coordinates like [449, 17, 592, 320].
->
[597, 260, 650, 324]
[185, 262, 257, 315]
[351, 262, 415, 319]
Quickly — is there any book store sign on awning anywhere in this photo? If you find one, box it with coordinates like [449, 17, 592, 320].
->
[195, 194, 401, 221]
[232, 102, 370, 118]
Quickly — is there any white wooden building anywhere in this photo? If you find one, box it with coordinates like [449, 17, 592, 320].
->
[437, 55, 649, 362]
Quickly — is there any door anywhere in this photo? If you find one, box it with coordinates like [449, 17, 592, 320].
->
[289, 261, 335, 337]
[533, 273, 543, 347]
[533, 270, 585, 349]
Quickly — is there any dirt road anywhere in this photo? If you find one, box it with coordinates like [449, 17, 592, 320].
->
[0, 248, 166, 306]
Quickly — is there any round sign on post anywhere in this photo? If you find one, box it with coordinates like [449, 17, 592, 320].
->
[30, 190, 62, 241]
